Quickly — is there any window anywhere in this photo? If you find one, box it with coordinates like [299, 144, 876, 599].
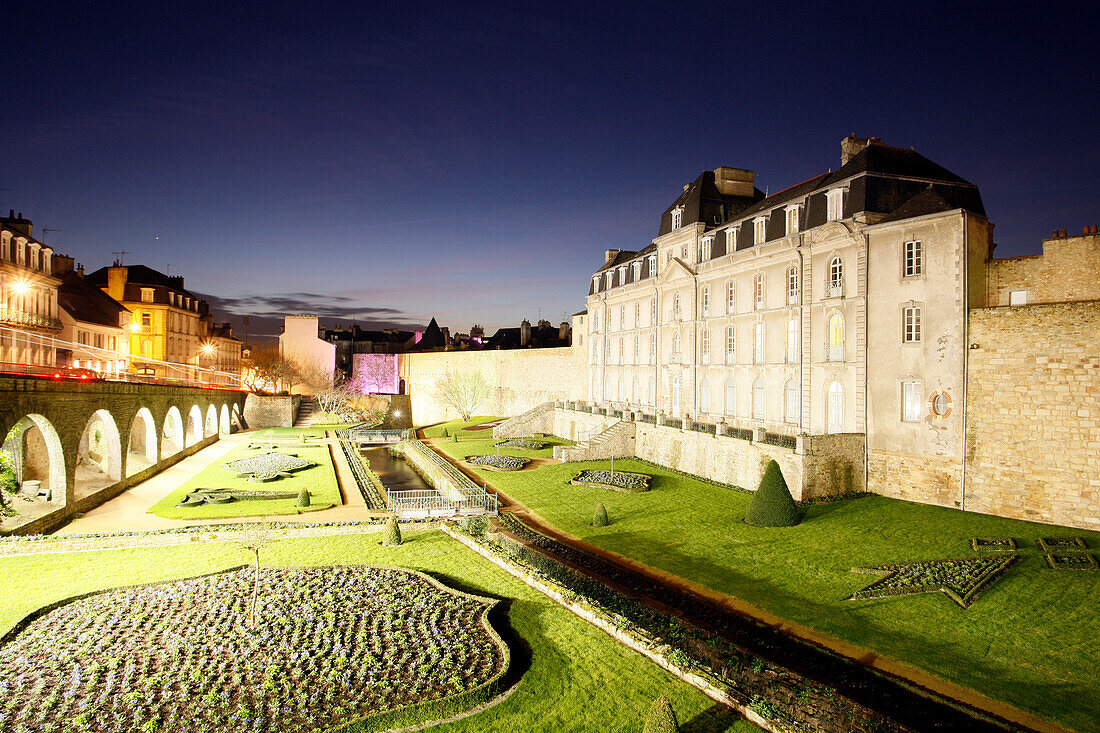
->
[94, 333, 104, 349]
[754, 274, 765, 310]
[648, 255, 657, 276]
[752, 379, 765, 420]
[681, 244, 688, 260]
[141, 312, 152, 329]
[650, 376, 657, 405]
[651, 297, 657, 325]
[650, 332, 656, 364]
[1009, 290, 1028, 306]
[701, 236, 712, 261]
[726, 228, 737, 251]
[902, 382, 922, 422]
[827, 257, 844, 296]
[786, 318, 799, 363]
[634, 301, 640, 327]
[785, 380, 799, 423]
[826, 189, 844, 221]
[633, 261, 642, 280]
[593, 276, 600, 293]
[672, 208, 683, 229]
[618, 339, 623, 363]
[827, 381, 844, 433]
[903, 306, 921, 343]
[786, 266, 799, 304]
[605, 271, 614, 289]
[700, 376, 711, 414]
[726, 281, 735, 313]
[785, 205, 800, 235]
[827, 314, 844, 361]
[904, 240, 922, 276]
[701, 328, 710, 362]
[725, 326, 735, 363]
[631, 335, 638, 363]
[673, 292, 681, 320]
[141, 339, 152, 356]
[593, 311, 599, 331]
[724, 380, 736, 416]
[753, 217, 767, 245]
[673, 331, 680, 355]
[618, 266, 627, 285]
[141, 288, 154, 303]
[754, 322, 765, 364]
[619, 304, 625, 330]
[672, 374, 681, 414]
[701, 286, 710, 317]
[108, 336, 116, 351]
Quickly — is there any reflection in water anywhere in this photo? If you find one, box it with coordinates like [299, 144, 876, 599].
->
[362, 447, 432, 492]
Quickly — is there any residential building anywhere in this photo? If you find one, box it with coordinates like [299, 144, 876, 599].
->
[55, 266, 131, 375]
[0, 211, 62, 368]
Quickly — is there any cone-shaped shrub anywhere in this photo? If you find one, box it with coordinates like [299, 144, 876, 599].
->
[745, 460, 801, 527]
[592, 503, 609, 527]
[296, 488, 311, 508]
[643, 696, 679, 733]
[382, 515, 403, 546]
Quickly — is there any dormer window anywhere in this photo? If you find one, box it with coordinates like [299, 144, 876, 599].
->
[753, 217, 767, 245]
[632, 261, 642, 280]
[672, 207, 683, 230]
[141, 288, 155, 303]
[826, 189, 845, 221]
[618, 266, 627, 285]
[726, 227, 738, 250]
[785, 205, 801, 235]
[593, 276, 600, 293]
[648, 254, 657, 276]
[605, 271, 614, 289]
[701, 236, 713, 261]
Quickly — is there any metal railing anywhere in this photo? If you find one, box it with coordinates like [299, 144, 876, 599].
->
[388, 488, 498, 519]
[334, 425, 387, 510]
[760, 432, 797, 449]
[347, 428, 410, 444]
[0, 307, 62, 331]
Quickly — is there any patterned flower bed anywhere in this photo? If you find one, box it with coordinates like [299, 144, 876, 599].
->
[466, 455, 530, 471]
[848, 555, 1018, 608]
[0, 566, 511, 733]
[495, 439, 548, 450]
[225, 452, 316, 482]
[1037, 537, 1088, 552]
[1045, 553, 1097, 570]
[571, 469, 651, 493]
[176, 488, 299, 507]
[970, 537, 1016, 552]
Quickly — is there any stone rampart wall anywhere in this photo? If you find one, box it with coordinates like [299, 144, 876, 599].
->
[986, 234, 1100, 306]
[964, 303, 1100, 530]
[398, 348, 586, 426]
[867, 450, 961, 508]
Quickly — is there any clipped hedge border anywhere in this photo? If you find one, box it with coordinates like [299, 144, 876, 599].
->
[1037, 537, 1088, 552]
[971, 537, 1017, 552]
[1044, 553, 1097, 570]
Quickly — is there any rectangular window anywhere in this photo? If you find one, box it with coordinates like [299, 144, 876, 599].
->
[633, 261, 641, 280]
[904, 240, 922, 276]
[754, 322, 765, 364]
[619, 304, 625, 330]
[725, 326, 735, 363]
[650, 332, 656, 364]
[902, 382, 922, 422]
[787, 267, 799, 304]
[648, 255, 657, 276]
[651, 297, 657, 325]
[672, 208, 682, 229]
[701, 328, 710, 362]
[701, 237, 712, 261]
[785, 206, 799, 235]
[593, 276, 600, 293]
[727, 228, 737, 251]
[108, 336, 116, 350]
[141, 288, 154, 303]
[701, 286, 709, 317]
[753, 217, 767, 245]
[634, 301, 640, 327]
[754, 274, 765, 310]
[606, 271, 613, 288]
[827, 189, 844, 221]
[903, 306, 921, 343]
[786, 319, 799, 363]
[1008, 290, 1028, 306]
[141, 312, 152, 329]
[726, 281, 735, 313]
[633, 336, 639, 363]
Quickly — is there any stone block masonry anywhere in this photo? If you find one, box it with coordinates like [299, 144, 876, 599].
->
[964, 302, 1100, 531]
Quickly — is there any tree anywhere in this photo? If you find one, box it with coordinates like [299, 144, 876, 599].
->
[242, 344, 300, 394]
[744, 460, 801, 527]
[433, 370, 491, 422]
[237, 518, 275, 629]
[643, 696, 679, 733]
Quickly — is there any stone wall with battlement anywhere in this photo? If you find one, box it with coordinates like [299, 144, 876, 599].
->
[963, 303, 1100, 530]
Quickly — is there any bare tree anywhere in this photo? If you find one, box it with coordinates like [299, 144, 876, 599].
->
[432, 371, 492, 422]
[243, 344, 300, 394]
[237, 519, 275, 630]
[348, 353, 398, 395]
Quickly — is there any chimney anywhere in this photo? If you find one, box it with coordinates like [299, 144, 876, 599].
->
[51, 254, 75, 275]
[440, 326, 450, 344]
[841, 134, 885, 166]
[520, 319, 531, 347]
[604, 249, 621, 264]
[106, 266, 128, 301]
[713, 167, 756, 197]
[1060, 229, 1067, 238]
[559, 321, 570, 341]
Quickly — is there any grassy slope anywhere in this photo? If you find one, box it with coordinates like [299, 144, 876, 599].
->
[147, 441, 340, 519]
[432, 438, 1100, 732]
[0, 531, 759, 733]
[421, 417, 505, 440]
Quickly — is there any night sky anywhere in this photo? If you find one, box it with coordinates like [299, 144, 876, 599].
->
[4, 2, 1097, 339]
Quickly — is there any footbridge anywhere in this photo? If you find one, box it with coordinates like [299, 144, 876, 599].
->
[0, 375, 247, 535]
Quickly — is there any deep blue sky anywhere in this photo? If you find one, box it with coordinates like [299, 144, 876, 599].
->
[4, 1, 1096, 338]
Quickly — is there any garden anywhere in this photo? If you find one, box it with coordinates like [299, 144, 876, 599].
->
[147, 439, 341, 520]
[0, 530, 759, 733]
[427, 427, 1100, 732]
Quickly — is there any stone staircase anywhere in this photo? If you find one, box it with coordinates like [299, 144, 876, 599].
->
[293, 398, 316, 428]
[554, 418, 637, 462]
[492, 401, 556, 439]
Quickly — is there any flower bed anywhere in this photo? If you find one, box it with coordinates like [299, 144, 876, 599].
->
[495, 439, 548, 450]
[1037, 537, 1088, 552]
[0, 566, 511, 733]
[970, 537, 1017, 552]
[848, 555, 1018, 608]
[1045, 552, 1097, 570]
[571, 469, 651, 493]
[225, 452, 316, 482]
[466, 455, 530, 471]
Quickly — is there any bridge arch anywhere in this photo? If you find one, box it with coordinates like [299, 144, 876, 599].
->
[204, 404, 218, 437]
[74, 409, 122, 499]
[162, 406, 184, 458]
[231, 403, 243, 431]
[219, 404, 231, 435]
[127, 407, 158, 476]
[2, 414, 67, 505]
[185, 405, 203, 447]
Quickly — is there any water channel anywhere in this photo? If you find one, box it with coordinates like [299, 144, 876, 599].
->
[360, 446, 433, 492]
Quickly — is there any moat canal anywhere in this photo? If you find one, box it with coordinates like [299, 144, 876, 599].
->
[360, 446, 433, 492]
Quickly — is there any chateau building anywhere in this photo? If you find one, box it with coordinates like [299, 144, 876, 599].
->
[0, 212, 61, 367]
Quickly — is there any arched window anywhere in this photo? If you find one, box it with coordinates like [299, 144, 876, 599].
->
[752, 379, 765, 420]
[827, 257, 844, 296]
[700, 376, 711, 414]
[786, 266, 799, 304]
[784, 380, 799, 423]
[827, 381, 844, 433]
[827, 314, 844, 361]
[724, 380, 737, 416]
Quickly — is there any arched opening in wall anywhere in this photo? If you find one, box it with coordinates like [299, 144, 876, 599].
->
[231, 403, 244, 431]
[2, 414, 67, 508]
[185, 406, 203, 447]
[161, 407, 184, 459]
[74, 410, 123, 499]
[219, 404, 231, 435]
[127, 408, 158, 476]
[205, 405, 218, 437]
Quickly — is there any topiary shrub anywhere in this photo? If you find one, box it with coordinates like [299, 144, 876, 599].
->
[459, 515, 490, 538]
[382, 516, 403, 546]
[592, 503, 609, 527]
[442, 428, 450, 438]
[296, 488, 311, 508]
[643, 696, 679, 733]
[744, 460, 801, 527]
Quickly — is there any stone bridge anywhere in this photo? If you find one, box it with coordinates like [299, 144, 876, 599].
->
[0, 376, 247, 535]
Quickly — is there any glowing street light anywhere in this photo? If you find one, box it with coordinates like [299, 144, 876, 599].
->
[10, 280, 29, 295]
[201, 343, 215, 356]
[130, 323, 142, 332]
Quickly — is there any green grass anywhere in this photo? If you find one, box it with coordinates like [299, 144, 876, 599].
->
[0, 532, 760, 733]
[251, 425, 353, 440]
[147, 442, 341, 519]
[430, 439, 1100, 732]
[422, 416, 506, 440]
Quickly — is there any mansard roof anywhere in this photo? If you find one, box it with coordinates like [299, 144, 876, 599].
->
[657, 170, 762, 236]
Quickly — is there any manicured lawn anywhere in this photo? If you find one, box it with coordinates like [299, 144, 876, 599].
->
[147, 441, 341, 519]
[431, 439, 1100, 732]
[0, 531, 759, 733]
[252, 425, 355, 440]
[421, 416, 505, 440]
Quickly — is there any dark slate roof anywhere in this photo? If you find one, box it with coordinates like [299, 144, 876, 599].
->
[57, 273, 129, 328]
[657, 171, 762, 236]
[877, 184, 985, 224]
[484, 324, 570, 349]
[409, 317, 447, 351]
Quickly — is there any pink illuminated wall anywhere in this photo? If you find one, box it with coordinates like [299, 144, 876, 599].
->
[351, 353, 399, 394]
